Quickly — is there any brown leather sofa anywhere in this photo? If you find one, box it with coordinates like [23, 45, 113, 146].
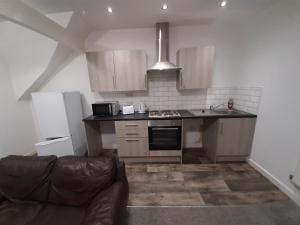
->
[0, 155, 128, 225]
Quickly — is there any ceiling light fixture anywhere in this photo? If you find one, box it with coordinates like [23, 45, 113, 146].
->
[162, 3, 168, 10]
[221, 1, 227, 7]
[107, 7, 113, 13]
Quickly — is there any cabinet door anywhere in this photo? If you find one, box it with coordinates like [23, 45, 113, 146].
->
[117, 137, 149, 157]
[86, 51, 115, 92]
[114, 50, 147, 91]
[216, 118, 256, 157]
[237, 118, 256, 156]
[216, 119, 241, 156]
[177, 46, 215, 90]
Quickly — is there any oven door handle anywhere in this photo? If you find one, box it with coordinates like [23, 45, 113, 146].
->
[151, 127, 180, 130]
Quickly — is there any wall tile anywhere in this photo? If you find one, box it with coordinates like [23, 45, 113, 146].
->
[94, 75, 262, 114]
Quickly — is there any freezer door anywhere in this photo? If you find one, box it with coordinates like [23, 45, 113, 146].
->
[32, 92, 70, 139]
[35, 137, 74, 157]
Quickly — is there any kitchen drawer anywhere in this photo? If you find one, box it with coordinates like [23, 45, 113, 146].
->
[116, 128, 148, 138]
[116, 137, 149, 157]
[115, 120, 148, 130]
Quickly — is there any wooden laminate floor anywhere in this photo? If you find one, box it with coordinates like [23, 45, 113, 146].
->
[126, 163, 289, 206]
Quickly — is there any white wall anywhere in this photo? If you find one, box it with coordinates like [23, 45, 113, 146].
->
[85, 23, 242, 86]
[0, 21, 57, 99]
[236, 0, 300, 204]
[0, 12, 73, 99]
[0, 55, 36, 157]
[44, 23, 245, 109]
[41, 54, 94, 116]
[42, 23, 245, 148]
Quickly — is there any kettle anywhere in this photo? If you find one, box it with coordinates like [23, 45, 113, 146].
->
[137, 102, 147, 114]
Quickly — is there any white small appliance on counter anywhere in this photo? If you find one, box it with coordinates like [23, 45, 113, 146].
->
[136, 102, 147, 113]
[31, 91, 86, 157]
[121, 105, 135, 115]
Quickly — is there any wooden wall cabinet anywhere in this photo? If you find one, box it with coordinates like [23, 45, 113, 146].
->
[203, 118, 256, 162]
[86, 51, 115, 92]
[86, 50, 147, 92]
[114, 50, 147, 91]
[176, 46, 215, 90]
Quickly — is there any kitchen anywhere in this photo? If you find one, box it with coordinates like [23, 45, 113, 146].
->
[83, 22, 258, 164]
[0, 0, 300, 222]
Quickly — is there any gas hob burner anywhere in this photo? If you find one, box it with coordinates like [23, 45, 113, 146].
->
[149, 110, 181, 118]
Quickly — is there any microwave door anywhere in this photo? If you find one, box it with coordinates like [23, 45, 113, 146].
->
[93, 104, 110, 116]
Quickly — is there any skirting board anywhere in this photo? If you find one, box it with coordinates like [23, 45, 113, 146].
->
[248, 159, 300, 206]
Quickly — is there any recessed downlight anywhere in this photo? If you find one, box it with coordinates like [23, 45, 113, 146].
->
[221, 1, 227, 7]
[162, 3, 168, 10]
[107, 7, 113, 13]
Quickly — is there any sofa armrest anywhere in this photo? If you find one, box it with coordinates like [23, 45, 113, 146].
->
[116, 161, 128, 185]
[82, 180, 128, 225]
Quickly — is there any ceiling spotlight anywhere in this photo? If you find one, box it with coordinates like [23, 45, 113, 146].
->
[107, 7, 113, 13]
[221, 1, 227, 7]
[162, 3, 168, 10]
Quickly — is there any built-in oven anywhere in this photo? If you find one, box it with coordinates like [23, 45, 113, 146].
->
[148, 120, 182, 150]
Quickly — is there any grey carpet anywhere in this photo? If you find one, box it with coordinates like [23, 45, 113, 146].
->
[123, 200, 300, 225]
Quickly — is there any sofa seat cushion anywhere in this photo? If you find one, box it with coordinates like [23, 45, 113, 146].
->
[48, 156, 116, 207]
[82, 181, 128, 225]
[30, 203, 86, 225]
[0, 201, 43, 225]
[0, 155, 57, 202]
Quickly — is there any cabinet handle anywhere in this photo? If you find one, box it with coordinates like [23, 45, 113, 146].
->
[125, 139, 139, 141]
[180, 72, 183, 88]
[125, 124, 138, 127]
[145, 76, 147, 88]
[126, 133, 138, 135]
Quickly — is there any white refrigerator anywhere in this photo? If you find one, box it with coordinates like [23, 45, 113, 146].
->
[32, 91, 86, 157]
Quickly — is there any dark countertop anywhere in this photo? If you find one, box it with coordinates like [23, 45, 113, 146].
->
[83, 109, 257, 122]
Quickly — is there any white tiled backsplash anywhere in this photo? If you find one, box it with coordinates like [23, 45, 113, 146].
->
[94, 74, 262, 114]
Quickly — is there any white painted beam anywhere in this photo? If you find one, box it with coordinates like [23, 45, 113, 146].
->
[18, 44, 80, 100]
[0, 0, 84, 52]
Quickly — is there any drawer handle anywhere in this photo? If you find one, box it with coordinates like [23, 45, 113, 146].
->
[125, 139, 139, 141]
[125, 124, 138, 127]
[126, 133, 139, 135]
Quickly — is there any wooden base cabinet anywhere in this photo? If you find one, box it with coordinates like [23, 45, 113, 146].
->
[114, 120, 182, 163]
[203, 118, 256, 162]
[115, 121, 149, 158]
[116, 138, 149, 157]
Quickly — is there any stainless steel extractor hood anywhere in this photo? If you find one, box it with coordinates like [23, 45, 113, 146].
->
[147, 22, 181, 73]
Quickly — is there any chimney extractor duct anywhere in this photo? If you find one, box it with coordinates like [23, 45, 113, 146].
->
[147, 22, 181, 73]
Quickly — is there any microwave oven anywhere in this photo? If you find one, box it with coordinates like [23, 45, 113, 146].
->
[92, 102, 119, 116]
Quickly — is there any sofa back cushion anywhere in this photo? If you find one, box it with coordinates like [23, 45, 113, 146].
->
[48, 156, 116, 207]
[0, 155, 57, 202]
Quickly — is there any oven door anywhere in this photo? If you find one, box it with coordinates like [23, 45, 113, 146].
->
[148, 126, 182, 150]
